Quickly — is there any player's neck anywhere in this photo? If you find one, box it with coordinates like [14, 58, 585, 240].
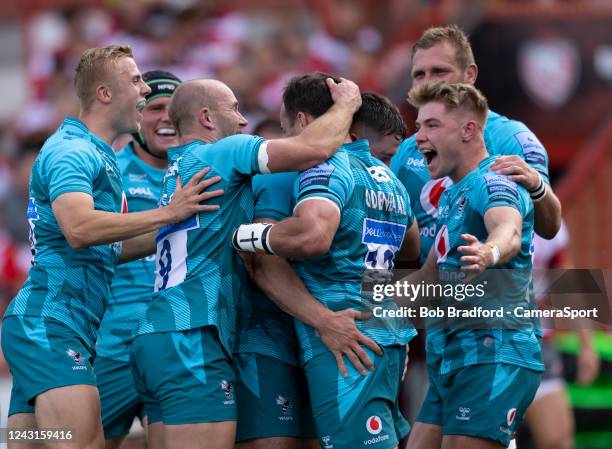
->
[132, 141, 168, 170]
[179, 131, 218, 146]
[79, 110, 119, 146]
[451, 145, 489, 183]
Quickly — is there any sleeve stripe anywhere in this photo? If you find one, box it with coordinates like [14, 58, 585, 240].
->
[257, 140, 271, 174]
[293, 196, 341, 216]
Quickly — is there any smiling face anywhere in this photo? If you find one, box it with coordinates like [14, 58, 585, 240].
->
[140, 96, 177, 158]
[109, 57, 151, 135]
[411, 42, 474, 88]
[414, 101, 464, 180]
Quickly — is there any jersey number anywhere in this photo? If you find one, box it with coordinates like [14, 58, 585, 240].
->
[154, 215, 199, 291]
[362, 218, 407, 270]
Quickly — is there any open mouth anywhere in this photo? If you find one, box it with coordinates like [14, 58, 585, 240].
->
[420, 148, 438, 166]
[136, 100, 146, 113]
[155, 127, 177, 137]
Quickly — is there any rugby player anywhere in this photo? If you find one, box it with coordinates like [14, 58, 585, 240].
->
[403, 82, 543, 449]
[234, 73, 419, 449]
[352, 92, 407, 167]
[234, 87, 415, 449]
[95, 70, 182, 449]
[130, 76, 362, 449]
[1, 46, 220, 449]
[391, 25, 562, 269]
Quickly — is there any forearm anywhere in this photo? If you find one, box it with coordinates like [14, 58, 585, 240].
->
[268, 217, 327, 259]
[253, 254, 333, 328]
[68, 207, 173, 248]
[119, 231, 157, 264]
[268, 103, 354, 173]
[533, 187, 562, 239]
[485, 223, 521, 264]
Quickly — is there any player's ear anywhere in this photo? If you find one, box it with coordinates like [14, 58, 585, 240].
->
[465, 63, 478, 85]
[198, 107, 214, 130]
[96, 83, 112, 105]
[297, 112, 308, 130]
[462, 120, 478, 142]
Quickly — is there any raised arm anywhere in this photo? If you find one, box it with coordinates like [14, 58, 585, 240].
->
[53, 169, 222, 249]
[458, 206, 523, 275]
[233, 198, 340, 258]
[262, 78, 362, 173]
[490, 155, 561, 239]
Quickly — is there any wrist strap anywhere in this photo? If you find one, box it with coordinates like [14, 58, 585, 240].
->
[486, 242, 501, 265]
[232, 223, 275, 254]
[529, 176, 547, 202]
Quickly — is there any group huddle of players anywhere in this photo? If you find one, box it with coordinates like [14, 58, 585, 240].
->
[2, 24, 566, 449]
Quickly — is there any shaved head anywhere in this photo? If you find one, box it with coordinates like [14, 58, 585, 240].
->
[168, 79, 236, 136]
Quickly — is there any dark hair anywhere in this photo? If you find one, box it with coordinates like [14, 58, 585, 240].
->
[282, 72, 341, 124]
[352, 92, 407, 140]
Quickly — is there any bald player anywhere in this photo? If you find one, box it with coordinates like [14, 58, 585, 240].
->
[130, 77, 362, 449]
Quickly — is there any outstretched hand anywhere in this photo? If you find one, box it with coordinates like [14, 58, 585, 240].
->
[168, 167, 224, 222]
[317, 308, 382, 378]
[457, 233, 494, 281]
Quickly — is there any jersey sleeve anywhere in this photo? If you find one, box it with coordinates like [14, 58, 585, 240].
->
[475, 173, 526, 216]
[252, 172, 296, 221]
[292, 154, 351, 211]
[489, 122, 551, 185]
[213, 134, 265, 177]
[44, 144, 99, 202]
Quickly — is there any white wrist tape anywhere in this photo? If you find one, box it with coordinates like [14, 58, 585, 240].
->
[488, 243, 501, 265]
[232, 223, 275, 254]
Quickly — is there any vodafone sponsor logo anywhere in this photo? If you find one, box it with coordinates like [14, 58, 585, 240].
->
[434, 225, 450, 263]
[366, 416, 382, 435]
[420, 177, 452, 218]
[121, 192, 128, 214]
[507, 408, 517, 426]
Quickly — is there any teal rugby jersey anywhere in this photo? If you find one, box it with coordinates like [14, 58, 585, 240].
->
[235, 172, 300, 366]
[292, 139, 417, 362]
[96, 143, 165, 361]
[390, 110, 551, 264]
[5, 117, 124, 348]
[427, 156, 543, 375]
[136, 134, 264, 354]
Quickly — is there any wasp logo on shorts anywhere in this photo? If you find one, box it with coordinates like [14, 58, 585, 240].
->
[365, 416, 382, 435]
[321, 435, 334, 449]
[456, 406, 471, 421]
[276, 395, 294, 421]
[220, 380, 235, 405]
[66, 348, 87, 371]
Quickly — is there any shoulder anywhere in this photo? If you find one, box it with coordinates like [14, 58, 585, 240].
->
[215, 134, 264, 149]
[486, 110, 545, 156]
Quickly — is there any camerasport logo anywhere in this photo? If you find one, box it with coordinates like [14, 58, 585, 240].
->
[366, 416, 382, 435]
[420, 177, 452, 218]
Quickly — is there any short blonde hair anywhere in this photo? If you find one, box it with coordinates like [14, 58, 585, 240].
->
[74, 45, 133, 111]
[408, 81, 488, 125]
[412, 25, 475, 70]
